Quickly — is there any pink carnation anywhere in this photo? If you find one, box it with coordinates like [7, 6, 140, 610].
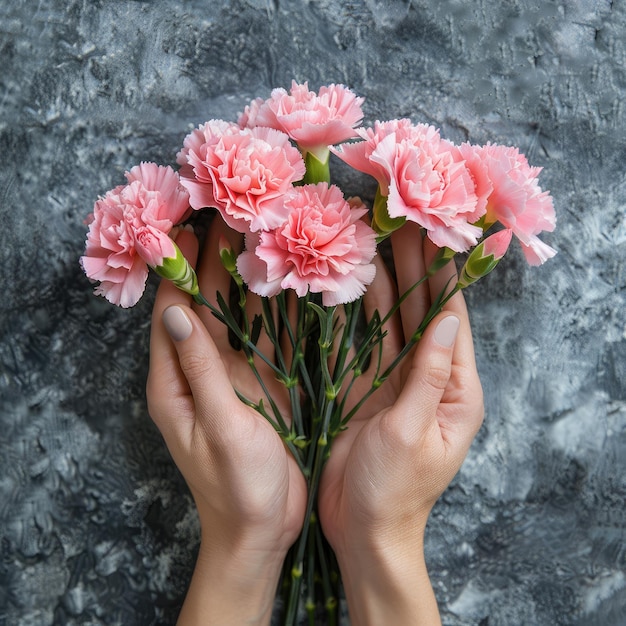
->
[331, 119, 416, 187]
[237, 97, 265, 129]
[238, 81, 364, 157]
[80, 162, 190, 308]
[460, 143, 556, 265]
[334, 121, 483, 252]
[176, 119, 240, 169]
[237, 183, 377, 306]
[178, 122, 305, 233]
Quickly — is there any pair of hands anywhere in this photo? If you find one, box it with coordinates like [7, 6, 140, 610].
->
[146, 218, 484, 625]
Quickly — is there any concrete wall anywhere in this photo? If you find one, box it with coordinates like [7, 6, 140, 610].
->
[1, 1, 624, 624]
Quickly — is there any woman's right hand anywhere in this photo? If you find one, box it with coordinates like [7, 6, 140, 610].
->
[318, 223, 484, 625]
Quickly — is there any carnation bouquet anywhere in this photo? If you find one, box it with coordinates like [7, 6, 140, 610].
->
[81, 81, 556, 624]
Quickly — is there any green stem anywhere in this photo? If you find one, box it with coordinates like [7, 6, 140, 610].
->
[284, 437, 328, 625]
[331, 300, 360, 384]
[277, 293, 317, 412]
[262, 296, 305, 437]
[315, 519, 338, 626]
[305, 511, 317, 626]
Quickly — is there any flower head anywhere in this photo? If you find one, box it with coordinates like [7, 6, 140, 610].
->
[237, 183, 377, 305]
[335, 121, 483, 251]
[239, 81, 364, 159]
[178, 122, 305, 233]
[460, 143, 556, 265]
[80, 162, 190, 308]
[331, 119, 416, 187]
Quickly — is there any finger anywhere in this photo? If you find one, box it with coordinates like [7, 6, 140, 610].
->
[420, 242, 483, 443]
[161, 303, 243, 437]
[427, 304, 484, 451]
[388, 312, 460, 440]
[147, 229, 200, 436]
[391, 223, 430, 339]
[148, 228, 199, 384]
[421, 239, 478, 374]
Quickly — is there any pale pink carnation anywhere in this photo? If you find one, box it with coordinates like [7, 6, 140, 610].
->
[80, 162, 190, 308]
[331, 119, 417, 188]
[238, 81, 364, 157]
[178, 122, 305, 233]
[237, 183, 377, 306]
[460, 143, 556, 265]
[237, 97, 265, 129]
[335, 121, 483, 251]
[176, 119, 241, 169]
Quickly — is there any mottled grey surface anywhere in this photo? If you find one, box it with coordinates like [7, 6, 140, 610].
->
[1, 0, 624, 624]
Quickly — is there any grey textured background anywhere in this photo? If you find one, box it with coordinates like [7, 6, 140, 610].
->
[1, 1, 625, 624]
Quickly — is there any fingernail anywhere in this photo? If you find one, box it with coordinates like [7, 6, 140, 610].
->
[163, 305, 192, 341]
[434, 315, 460, 348]
[171, 224, 194, 241]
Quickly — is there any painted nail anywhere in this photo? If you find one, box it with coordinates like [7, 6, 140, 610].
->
[171, 223, 194, 241]
[434, 315, 460, 348]
[163, 305, 192, 342]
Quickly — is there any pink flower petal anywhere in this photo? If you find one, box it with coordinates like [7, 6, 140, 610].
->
[236, 249, 283, 297]
[463, 143, 556, 264]
[81, 163, 190, 307]
[238, 183, 377, 304]
[240, 81, 364, 152]
[178, 123, 305, 233]
[519, 236, 558, 266]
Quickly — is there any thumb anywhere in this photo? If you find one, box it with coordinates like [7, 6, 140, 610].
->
[162, 304, 238, 431]
[393, 314, 460, 430]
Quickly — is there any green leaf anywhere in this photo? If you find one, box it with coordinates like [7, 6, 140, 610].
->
[250, 314, 263, 346]
[307, 302, 336, 348]
[215, 291, 242, 339]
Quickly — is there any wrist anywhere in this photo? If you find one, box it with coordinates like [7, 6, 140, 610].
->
[177, 536, 286, 626]
[334, 531, 441, 626]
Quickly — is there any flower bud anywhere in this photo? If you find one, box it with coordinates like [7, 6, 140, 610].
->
[218, 234, 238, 273]
[218, 234, 244, 286]
[458, 229, 512, 289]
[427, 246, 456, 275]
[152, 240, 199, 296]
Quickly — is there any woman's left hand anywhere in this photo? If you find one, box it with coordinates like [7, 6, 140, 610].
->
[147, 220, 307, 625]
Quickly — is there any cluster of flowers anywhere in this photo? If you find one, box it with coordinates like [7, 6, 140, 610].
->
[81, 81, 555, 309]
